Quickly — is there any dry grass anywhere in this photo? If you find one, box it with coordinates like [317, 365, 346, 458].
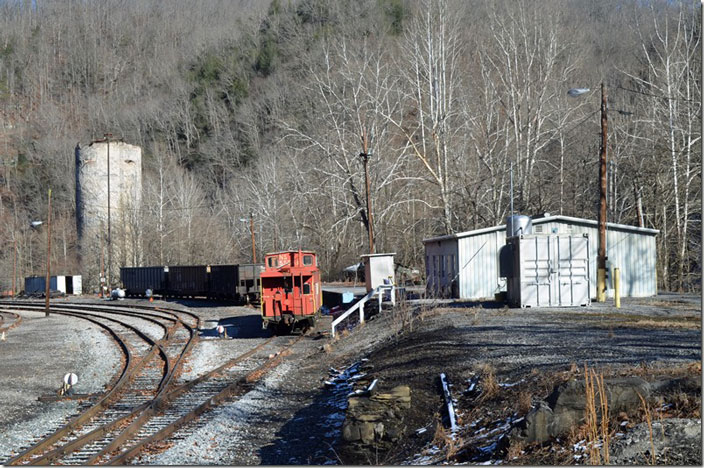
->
[479, 364, 500, 402]
[431, 421, 462, 461]
[506, 440, 525, 460]
[638, 392, 657, 464]
[583, 364, 610, 465]
[517, 391, 532, 416]
[590, 312, 701, 330]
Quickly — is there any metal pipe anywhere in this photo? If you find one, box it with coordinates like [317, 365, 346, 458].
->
[510, 162, 514, 216]
[597, 83, 608, 302]
[45, 188, 52, 316]
[361, 127, 374, 254]
[614, 268, 621, 308]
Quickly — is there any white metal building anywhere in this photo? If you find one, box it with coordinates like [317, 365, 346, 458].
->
[423, 215, 658, 300]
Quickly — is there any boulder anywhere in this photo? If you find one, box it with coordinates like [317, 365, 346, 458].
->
[513, 376, 653, 444]
[342, 385, 411, 448]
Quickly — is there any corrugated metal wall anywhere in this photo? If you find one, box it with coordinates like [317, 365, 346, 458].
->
[425, 217, 657, 300]
[534, 220, 656, 297]
[457, 229, 506, 299]
[425, 239, 458, 296]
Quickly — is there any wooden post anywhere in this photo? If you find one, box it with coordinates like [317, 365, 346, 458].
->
[597, 83, 608, 302]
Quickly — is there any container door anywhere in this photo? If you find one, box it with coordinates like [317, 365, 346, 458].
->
[554, 236, 590, 306]
[73, 275, 83, 295]
[520, 236, 553, 307]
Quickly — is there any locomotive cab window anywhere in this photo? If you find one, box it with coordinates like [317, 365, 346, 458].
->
[303, 255, 313, 266]
[267, 257, 279, 268]
[303, 283, 311, 295]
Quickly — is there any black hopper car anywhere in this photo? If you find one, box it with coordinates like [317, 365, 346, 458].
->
[120, 264, 264, 303]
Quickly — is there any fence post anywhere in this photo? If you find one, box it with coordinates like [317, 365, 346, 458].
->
[614, 268, 621, 308]
[378, 289, 382, 313]
[359, 299, 366, 323]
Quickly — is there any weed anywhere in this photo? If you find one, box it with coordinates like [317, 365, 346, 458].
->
[506, 440, 524, 460]
[517, 391, 532, 416]
[637, 392, 657, 464]
[479, 364, 499, 402]
[583, 364, 610, 465]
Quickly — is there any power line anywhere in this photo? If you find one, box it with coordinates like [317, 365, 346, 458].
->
[616, 85, 697, 104]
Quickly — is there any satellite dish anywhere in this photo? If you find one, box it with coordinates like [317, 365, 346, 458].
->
[567, 88, 591, 98]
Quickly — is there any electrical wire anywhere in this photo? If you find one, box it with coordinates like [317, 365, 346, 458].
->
[615, 85, 697, 104]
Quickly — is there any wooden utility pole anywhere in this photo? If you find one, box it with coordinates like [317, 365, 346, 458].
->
[249, 212, 257, 263]
[360, 127, 375, 254]
[45, 188, 52, 316]
[12, 237, 16, 297]
[597, 83, 608, 302]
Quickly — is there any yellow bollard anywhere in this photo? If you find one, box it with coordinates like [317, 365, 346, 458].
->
[614, 268, 621, 308]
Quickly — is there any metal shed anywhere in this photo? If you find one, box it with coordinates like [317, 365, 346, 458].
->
[423, 215, 658, 300]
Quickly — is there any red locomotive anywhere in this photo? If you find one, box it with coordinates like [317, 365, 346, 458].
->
[260, 250, 322, 333]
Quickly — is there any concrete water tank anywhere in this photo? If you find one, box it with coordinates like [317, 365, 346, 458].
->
[506, 215, 532, 237]
[75, 140, 142, 290]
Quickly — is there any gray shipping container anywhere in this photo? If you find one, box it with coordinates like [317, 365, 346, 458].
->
[506, 234, 590, 308]
[120, 267, 168, 296]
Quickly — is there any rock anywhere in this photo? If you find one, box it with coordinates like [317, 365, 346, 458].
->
[341, 384, 411, 451]
[512, 401, 553, 444]
[513, 377, 654, 443]
[359, 422, 375, 444]
[609, 418, 702, 465]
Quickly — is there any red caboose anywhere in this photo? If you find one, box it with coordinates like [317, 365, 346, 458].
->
[260, 250, 322, 333]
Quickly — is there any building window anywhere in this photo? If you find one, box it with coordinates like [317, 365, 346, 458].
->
[303, 255, 313, 266]
[267, 257, 279, 268]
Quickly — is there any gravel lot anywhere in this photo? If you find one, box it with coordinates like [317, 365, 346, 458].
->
[0, 294, 700, 465]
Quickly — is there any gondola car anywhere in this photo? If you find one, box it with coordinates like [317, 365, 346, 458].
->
[208, 264, 264, 302]
[260, 250, 322, 333]
[120, 266, 168, 297]
[120, 263, 264, 303]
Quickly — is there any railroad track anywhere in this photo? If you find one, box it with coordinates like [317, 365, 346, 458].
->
[0, 309, 22, 333]
[0, 300, 303, 465]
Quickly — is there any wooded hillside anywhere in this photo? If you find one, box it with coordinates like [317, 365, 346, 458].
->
[0, 0, 700, 291]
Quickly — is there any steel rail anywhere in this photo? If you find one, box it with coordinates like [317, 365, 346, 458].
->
[83, 312, 199, 465]
[22, 308, 185, 466]
[3, 306, 173, 465]
[108, 334, 304, 465]
[0, 310, 22, 333]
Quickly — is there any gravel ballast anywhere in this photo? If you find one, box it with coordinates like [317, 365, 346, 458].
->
[0, 309, 122, 460]
[0, 295, 700, 465]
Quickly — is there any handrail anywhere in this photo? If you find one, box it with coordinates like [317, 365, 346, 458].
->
[331, 285, 395, 338]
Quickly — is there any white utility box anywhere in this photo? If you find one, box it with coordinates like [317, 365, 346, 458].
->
[361, 253, 396, 292]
